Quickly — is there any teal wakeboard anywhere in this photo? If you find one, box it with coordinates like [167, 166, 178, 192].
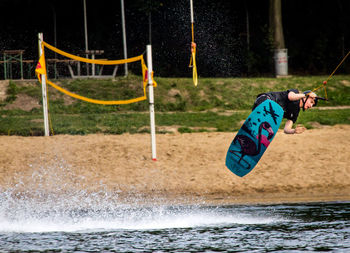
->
[225, 100, 284, 177]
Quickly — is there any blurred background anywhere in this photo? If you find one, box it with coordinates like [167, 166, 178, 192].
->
[0, 0, 349, 78]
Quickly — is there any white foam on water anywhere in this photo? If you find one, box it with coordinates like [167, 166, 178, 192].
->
[0, 203, 287, 233]
[0, 214, 283, 233]
[117, 212, 285, 230]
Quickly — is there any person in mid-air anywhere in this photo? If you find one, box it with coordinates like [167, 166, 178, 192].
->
[252, 89, 326, 134]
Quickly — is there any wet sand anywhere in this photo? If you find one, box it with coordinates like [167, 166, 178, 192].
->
[0, 125, 349, 205]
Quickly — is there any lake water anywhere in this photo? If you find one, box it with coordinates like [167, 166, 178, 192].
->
[0, 187, 349, 253]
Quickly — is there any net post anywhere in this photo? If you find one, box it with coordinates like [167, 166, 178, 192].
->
[38, 33, 50, 136]
[121, 0, 128, 76]
[190, 0, 194, 23]
[147, 45, 157, 161]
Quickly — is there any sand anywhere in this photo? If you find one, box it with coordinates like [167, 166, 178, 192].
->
[0, 125, 349, 205]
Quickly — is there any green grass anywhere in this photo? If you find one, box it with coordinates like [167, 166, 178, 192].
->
[154, 75, 350, 110]
[0, 109, 349, 136]
[0, 75, 349, 135]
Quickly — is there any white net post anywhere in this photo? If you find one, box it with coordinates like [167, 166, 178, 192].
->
[121, 0, 128, 76]
[38, 33, 50, 136]
[190, 0, 194, 23]
[147, 45, 157, 161]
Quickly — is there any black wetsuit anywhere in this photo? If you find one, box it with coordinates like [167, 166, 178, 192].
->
[252, 89, 301, 123]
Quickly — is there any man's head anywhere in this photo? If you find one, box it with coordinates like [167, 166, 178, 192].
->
[301, 90, 327, 111]
[301, 90, 317, 110]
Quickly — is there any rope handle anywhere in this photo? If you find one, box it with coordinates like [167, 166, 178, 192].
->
[311, 50, 350, 100]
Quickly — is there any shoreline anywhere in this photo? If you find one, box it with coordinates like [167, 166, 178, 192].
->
[1, 125, 349, 206]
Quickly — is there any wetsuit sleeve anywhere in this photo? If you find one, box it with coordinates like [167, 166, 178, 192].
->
[284, 100, 300, 123]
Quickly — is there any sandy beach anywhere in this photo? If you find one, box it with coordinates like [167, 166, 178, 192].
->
[0, 125, 349, 205]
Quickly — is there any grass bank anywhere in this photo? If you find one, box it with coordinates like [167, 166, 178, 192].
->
[0, 75, 349, 135]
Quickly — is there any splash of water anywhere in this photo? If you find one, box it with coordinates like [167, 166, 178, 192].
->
[0, 159, 287, 233]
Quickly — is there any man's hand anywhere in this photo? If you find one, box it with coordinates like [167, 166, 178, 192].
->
[306, 91, 317, 99]
[294, 125, 306, 134]
[284, 120, 306, 134]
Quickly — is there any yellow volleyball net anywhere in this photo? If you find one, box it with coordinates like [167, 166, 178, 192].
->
[35, 41, 157, 105]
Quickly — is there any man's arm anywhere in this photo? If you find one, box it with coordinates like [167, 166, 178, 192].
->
[288, 91, 306, 101]
[284, 119, 306, 134]
[288, 91, 317, 101]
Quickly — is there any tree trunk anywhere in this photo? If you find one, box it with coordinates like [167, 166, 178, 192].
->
[269, 0, 285, 49]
